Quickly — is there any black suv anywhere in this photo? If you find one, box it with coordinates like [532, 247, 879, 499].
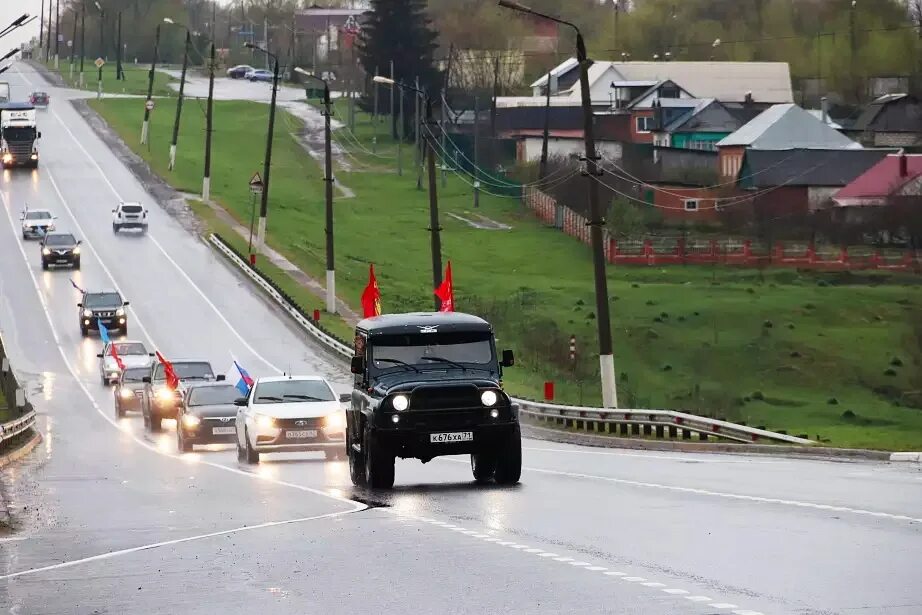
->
[40, 232, 81, 270]
[141, 360, 220, 432]
[346, 312, 519, 489]
[78, 290, 129, 337]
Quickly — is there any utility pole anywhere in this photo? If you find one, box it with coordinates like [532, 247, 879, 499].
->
[116, 11, 122, 81]
[264, 16, 269, 69]
[96, 3, 104, 98]
[203, 41, 216, 201]
[46, 0, 53, 63]
[473, 95, 480, 208]
[141, 24, 160, 145]
[415, 75, 422, 190]
[490, 55, 500, 171]
[54, 0, 60, 69]
[424, 95, 443, 312]
[849, 0, 858, 101]
[390, 60, 395, 138]
[372, 66, 378, 154]
[397, 84, 404, 176]
[169, 30, 191, 171]
[79, 2, 85, 88]
[322, 82, 335, 314]
[39, 0, 44, 52]
[69, 7, 78, 80]
[246, 42, 281, 261]
[539, 67, 552, 182]
[440, 90, 447, 188]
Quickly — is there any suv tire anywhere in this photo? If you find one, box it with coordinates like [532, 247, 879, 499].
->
[364, 427, 395, 489]
[41, 259, 48, 271]
[471, 451, 497, 483]
[73, 257, 81, 270]
[112, 223, 120, 233]
[348, 439, 366, 486]
[80, 326, 89, 337]
[493, 425, 522, 485]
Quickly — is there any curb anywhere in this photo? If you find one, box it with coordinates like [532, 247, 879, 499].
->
[521, 424, 902, 462]
[0, 431, 42, 470]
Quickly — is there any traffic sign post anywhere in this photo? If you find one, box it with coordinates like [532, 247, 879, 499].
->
[94, 57, 105, 69]
[248, 172, 264, 264]
[249, 172, 264, 194]
[145, 100, 155, 111]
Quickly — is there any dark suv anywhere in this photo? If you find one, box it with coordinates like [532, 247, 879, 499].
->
[40, 232, 81, 270]
[78, 290, 129, 337]
[346, 312, 519, 489]
[141, 360, 220, 432]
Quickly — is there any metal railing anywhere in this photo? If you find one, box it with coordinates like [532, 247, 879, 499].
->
[1, 333, 36, 452]
[208, 233, 813, 446]
[0, 410, 37, 448]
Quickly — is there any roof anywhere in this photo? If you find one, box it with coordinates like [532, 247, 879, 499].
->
[805, 110, 843, 129]
[834, 154, 922, 200]
[718, 104, 861, 150]
[625, 80, 695, 110]
[741, 149, 893, 188]
[852, 93, 922, 133]
[662, 98, 717, 132]
[357, 312, 492, 335]
[530, 58, 579, 88]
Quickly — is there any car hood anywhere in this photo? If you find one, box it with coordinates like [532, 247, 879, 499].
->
[372, 370, 500, 396]
[252, 400, 341, 419]
[187, 403, 237, 419]
[104, 355, 150, 369]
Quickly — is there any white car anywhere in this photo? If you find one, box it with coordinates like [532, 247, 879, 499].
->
[96, 339, 154, 386]
[112, 201, 148, 233]
[20, 209, 56, 239]
[234, 375, 349, 463]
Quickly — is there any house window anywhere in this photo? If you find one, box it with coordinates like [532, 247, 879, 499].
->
[636, 116, 653, 133]
[684, 199, 699, 211]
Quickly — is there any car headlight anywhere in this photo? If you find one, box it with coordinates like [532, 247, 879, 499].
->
[42, 247, 51, 255]
[73, 246, 81, 255]
[82, 309, 92, 317]
[255, 414, 276, 429]
[391, 394, 409, 411]
[323, 412, 345, 431]
[115, 307, 125, 316]
[30, 153, 38, 160]
[155, 387, 176, 401]
[182, 414, 201, 428]
[2, 154, 12, 163]
[119, 388, 134, 399]
[481, 390, 498, 407]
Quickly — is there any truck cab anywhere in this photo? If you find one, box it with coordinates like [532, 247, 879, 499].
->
[346, 312, 520, 489]
[0, 102, 41, 169]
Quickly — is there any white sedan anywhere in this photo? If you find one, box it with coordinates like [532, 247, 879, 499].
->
[234, 375, 348, 463]
[97, 340, 154, 386]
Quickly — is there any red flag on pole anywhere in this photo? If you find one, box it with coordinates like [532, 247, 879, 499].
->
[434, 261, 454, 312]
[155, 351, 180, 390]
[109, 343, 126, 371]
[361, 264, 382, 318]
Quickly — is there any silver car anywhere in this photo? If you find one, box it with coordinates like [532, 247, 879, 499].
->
[97, 340, 154, 386]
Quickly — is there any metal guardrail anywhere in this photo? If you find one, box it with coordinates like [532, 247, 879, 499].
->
[208, 233, 814, 446]
[0, 410, 37, 448]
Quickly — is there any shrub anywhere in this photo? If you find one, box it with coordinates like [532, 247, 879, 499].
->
[841, 409, 856, 420]
[884, 368, 897, 376]
[827, 397, 839, 405]
[890, 357, 903, 367]
[752, 391, 765, 400]
[763, 320, 774, 328]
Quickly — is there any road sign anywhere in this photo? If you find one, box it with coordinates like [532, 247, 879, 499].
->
[94, 57, 105, 69]
[67, 40, 73, 48]
[249, 172, 264, 194]
[145, 100, 155, 111]
[57, 34, 64, 43]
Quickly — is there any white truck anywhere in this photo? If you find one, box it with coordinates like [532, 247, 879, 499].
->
[0, 102, 40, 169]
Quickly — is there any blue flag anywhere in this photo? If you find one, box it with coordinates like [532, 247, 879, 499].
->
[97, 319, 110, 344]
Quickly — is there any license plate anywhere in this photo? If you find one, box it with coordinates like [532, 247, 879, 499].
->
[286, 429, 317, 439]
[430, 431, 473, 443]
[212, 426, 235, 435]
[57, 258, 69, 263]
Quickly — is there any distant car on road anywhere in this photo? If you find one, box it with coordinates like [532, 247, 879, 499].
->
[234, 375, 347, 464]
[113, 366, 149, 418]
[97, 339, 152, 385]
[141, 359, 221, 432]
[112, 201, 148, 233]
[40, 232, 80, 270]
[226, 64, 254, 79]
[177, 382, 242, 452]
[247, 69, 273, 82]
[20, 208, 55, 238]
[29, 91, 50, 108]
[78, 289, 130, 337]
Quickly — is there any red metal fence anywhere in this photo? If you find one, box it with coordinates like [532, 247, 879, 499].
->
[522, 187, 921, 273]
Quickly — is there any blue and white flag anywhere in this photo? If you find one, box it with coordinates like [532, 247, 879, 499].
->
[226, 360, 254, 396]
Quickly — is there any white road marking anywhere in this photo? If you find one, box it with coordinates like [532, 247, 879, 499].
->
[686, 596, 713, 602]
[710, 603, 739, 609]
[439, 458, 921, 523]
[0, 510, 346, 580]
[622, 576, 646, 582]
[662, 588, 689, 595]
[604, 571, 626, 576]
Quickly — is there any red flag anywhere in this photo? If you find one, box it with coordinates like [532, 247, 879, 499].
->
[155, 351, 180, 390]
[434, 261, 454, 312]
[361, 264, 382, 318]
[109, 343, 126, 371]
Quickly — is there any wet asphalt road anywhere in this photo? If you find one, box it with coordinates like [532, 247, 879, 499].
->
[1, 63, 921, 615]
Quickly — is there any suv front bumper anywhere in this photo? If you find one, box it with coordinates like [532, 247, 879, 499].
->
[371, 407, 518, 458]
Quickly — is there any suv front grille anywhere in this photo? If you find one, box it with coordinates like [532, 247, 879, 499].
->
[410, 385, 481, 410]
[274, 417, 323, 429]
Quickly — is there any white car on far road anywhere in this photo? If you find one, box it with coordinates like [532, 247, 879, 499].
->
[20, 209, 56, 238]
[97, 340, 154, 385]
[235, 375, 348, 464]
[112, 201, 149, 233]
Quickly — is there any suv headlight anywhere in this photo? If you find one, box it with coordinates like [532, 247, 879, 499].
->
[255, 414, 276, 429]
[115, 307, 125, 316]
[391, 394, 409, 411]
[42, 247, 51, 255]
[72, 246, 81, 255]
[481, 390, 498, 407]
[82, 309, 92, 317]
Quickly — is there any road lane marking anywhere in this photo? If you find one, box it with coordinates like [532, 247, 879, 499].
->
[437, 458, 922, 524]
[0, 510, 348, 580]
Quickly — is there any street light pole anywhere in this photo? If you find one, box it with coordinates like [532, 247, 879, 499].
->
[69, 7, 77, 79]
[115, 10, 122, 81]
[375, 76, 443, 311]
[78, 1, 85, 88]
[54, 0, 60, 69]
[499, 0, 617, 408]
[203, 41, 216, 201]
[247, 42, 280, 261]
[141, 23, 160, 145]
[168, 27, 191, 171]
[94, 1, 103, 98]
[539, 66, 552, 182]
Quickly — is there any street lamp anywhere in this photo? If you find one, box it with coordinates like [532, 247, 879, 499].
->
[374, 75, 444, 312]
[162, 17, 192, 171]
[93, 1, 103, 98]
[244, 41, 281, 262]
[295, 66, 337, 315]
[498, 0, 618, 408]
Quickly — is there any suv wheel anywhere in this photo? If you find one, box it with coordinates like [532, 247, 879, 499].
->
[112, 222, 120, 233]
[348, 438, 366, 486]
[363, 427, 395, 489]
[471, 451, 497, 484]
[493, 425, 522, 486]
[41, 259, 48, 271]
[80, 326, 89, 337]
[73, 257, 81, 270]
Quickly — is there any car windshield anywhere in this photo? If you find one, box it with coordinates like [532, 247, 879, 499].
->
[121, 205, 143, 213]
[112, 342, 146, 356]
[154, 362, 214, 381]
[121, 367, 147, 383]
[370, 331, 494, 370]
[84, 293, 122, 308]
[253, 379, 335, 404]
[45, 234, 76, 246]
[188, 385, 240, 406]
[25, 211, 52, 220]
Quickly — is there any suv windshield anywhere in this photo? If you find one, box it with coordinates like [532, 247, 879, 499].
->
[189, 385, 240, 406]
[370, 331, 494, 370]
[121, 367, 147, 383]
[253, 379, 335, 404]
[85, 293, 122, 308]
[154, 362, 214, 382]
[25, 211, 52, 220]
[112, 342, 146, 356]
[45, 234, 76, 246]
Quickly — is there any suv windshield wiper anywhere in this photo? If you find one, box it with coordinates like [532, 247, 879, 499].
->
[419, 356, 467, 370]
[256, 395, 283, 402]
[283, 394, 326, 402]
[374, 358, 420, 372]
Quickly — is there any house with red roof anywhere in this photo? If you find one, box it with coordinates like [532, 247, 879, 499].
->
[833, 153, 922, 208]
